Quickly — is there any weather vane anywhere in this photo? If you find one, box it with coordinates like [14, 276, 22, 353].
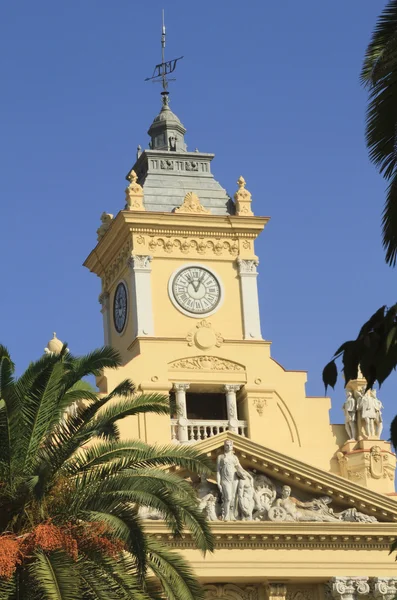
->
[144, 10, 183, 95]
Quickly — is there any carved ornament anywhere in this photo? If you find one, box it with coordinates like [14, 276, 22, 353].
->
[128, 254, 152, 272]
[253, 397, 267, 416]
[96, 212, 114, 241]
[174, 191, 211, 214]
[186, 319, 223, 350]
[286, 590, 315, 600]
[237, 257, 259, 275]
[204, 584, 258, 600]
[234, 176, 254, 216]
[98, 291, 109, 311]
[169, 356, 244, 372]
[331, 577, 369, 600]
[103, 239, 132, 289]
[373, 577, 397, 600]
[146, 235, 238, 256]
[125, 170, 145, 211]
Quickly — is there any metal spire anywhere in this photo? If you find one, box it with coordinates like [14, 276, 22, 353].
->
[145, 10, 183, 102]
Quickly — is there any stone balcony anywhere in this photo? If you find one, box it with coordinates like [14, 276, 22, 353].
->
[170, 418, 248, 442]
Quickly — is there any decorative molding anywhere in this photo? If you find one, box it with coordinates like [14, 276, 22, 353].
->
[98, 291, 109, 311]
[169, 356, 244, 372]
[286, 589, 316, 600]
[373, 577, 397, 600]
[96, 212, 113, 241]
[160, 158, 174, 170]
[146, 526, 396, 551]
[174, 191, 211, 214]
[267, 584, 287, 600]
[331, 578, 369, 600]
[173, 383, 190, 393]
[186, 319, 223, 350]
[125, 170, 145, 211]
[234, 176, 254, 216]
[253, 397, 267, 416]
[103, 239, 133, 289]
[204, 584, 258, 600]
[128, 254, 153, 272]
[237, 257, 259, 275]
[147, 235, 239, 256]
[224, 384, 241, 393]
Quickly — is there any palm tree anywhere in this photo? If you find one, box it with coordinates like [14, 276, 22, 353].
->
[0, 344, 214, 600]
[361, 0, 397, 266]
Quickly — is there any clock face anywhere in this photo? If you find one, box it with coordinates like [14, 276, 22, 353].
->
[171, 266, 221, 315]
[113, 282, 127, 333]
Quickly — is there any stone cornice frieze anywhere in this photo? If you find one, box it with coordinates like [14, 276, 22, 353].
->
[142, 521, 397, 551]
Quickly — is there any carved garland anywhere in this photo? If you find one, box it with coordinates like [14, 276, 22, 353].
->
[204, 584, 258, 600]
[103, 239, 132, 289]
[169, 356, 244, 372]
[145, 236, 239, 256]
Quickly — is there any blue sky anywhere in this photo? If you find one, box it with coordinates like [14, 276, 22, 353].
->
[0, 1, 394, 434]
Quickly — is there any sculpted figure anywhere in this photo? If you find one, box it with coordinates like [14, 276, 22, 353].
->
[343, 391, 357, 440]
[272, 486, 339, 522]
[337, 507, 377, 523]
[198, 493, 218, 521]
[216, 439, 246, 521]
[357, 387, 383, 438]
[237, 472, 255, 520]
[253, 474, 276, 520]
[195, 479, 220, 521]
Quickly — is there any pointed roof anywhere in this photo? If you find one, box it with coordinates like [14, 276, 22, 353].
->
[126, 90, 234, 215]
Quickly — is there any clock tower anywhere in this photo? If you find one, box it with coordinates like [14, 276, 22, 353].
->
[83, 87, 274, 445]
[82, 23, 397, 594]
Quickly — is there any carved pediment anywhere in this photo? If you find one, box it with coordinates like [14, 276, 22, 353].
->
[190, 432, 397, 524]
[168, 356, 244, 372]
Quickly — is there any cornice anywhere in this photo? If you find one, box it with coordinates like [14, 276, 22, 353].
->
[143, 521, 397, 551]
[84, 210, 269, 277]
[119, 211, 270, 232]
[127, 336, 271, 352]
[193, 432, 397, 522]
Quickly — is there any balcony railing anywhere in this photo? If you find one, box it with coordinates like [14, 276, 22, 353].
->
[170, 419, 248, 442]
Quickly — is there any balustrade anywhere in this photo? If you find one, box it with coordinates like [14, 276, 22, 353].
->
[170, 418, 247, 442]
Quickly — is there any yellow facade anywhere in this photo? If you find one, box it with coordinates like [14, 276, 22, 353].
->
[84, 98, 397, 599]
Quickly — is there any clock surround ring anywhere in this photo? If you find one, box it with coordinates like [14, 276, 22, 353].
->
[168, 263, 224, 318]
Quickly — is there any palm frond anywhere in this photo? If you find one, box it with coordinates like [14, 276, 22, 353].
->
[64, 347, 123, 384]
[146, 538, 205, 600]
[83, 394, 170, 439]
[80, 507, 147, 580]
[360, 1, 397, 265]
[29, 551, 80, 600]
[64, 439, 214, 478]
[0, 574, 16, 600]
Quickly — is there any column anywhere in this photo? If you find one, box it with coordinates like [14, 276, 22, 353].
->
[224, 384, 241, 433]
[374, 578, 397, 600]
[236, 258, 262, 340]
[265, 584, 287, 600]
[330, 578, 370, 600]
[174, 383, 190, 443]
[128, 255, 154, 338]
[98, 291, 111, 345]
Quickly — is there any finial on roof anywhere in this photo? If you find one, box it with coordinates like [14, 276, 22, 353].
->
[97, 212, 114, 241]
[44, 332, 64, 355]
[234, 176, 254, 216]
[144, 11, 184, 98]
[125, 170, 145, 211]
